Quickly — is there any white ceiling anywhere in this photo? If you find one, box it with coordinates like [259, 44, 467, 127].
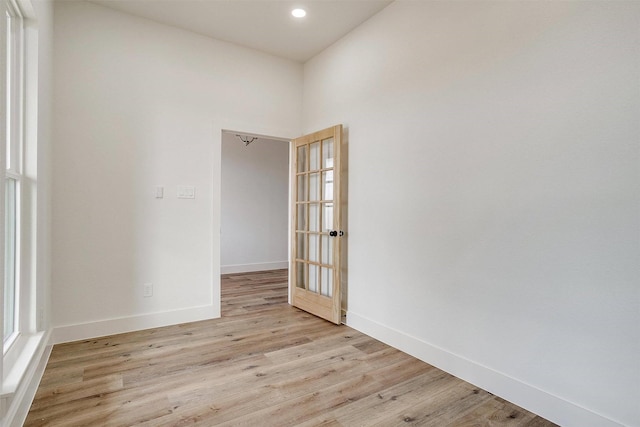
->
[87, 0, 393, 62]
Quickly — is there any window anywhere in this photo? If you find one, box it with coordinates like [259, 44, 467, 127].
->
[1, 1, 45, 416]
[3, 0, 24, 348]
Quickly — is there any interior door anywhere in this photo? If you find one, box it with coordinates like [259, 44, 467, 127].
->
[291, 125, 343, 324]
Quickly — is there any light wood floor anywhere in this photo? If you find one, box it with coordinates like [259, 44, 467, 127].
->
[25, 270, 557, 426]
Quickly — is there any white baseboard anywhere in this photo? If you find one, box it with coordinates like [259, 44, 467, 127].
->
[221, 261, 288, 274]
[346, 311, 624, 427]
[52, 304, 218, 344]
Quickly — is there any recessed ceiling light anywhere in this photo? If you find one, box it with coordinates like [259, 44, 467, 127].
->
[291, 8, 306, 18]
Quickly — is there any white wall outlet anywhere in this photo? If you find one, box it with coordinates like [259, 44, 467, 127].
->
[155, 186, 164, 198]
[177, 185, 195, 199]
[143, 283, 153, 297]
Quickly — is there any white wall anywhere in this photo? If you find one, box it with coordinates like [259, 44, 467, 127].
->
[221, 133, 289, 274]
[304, 2, 640, 426]
[51, 1, 301, 342]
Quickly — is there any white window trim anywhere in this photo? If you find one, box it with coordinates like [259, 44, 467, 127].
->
[3, 0, 25, 355]
[2, 0, 48, 407]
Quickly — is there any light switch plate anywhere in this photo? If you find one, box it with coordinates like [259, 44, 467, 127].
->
[143, 283, 153, 298]
[155, 186, 164, 198]
[177, 186, 196, 199]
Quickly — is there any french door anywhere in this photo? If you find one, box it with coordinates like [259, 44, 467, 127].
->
[291, 125, 343, 324]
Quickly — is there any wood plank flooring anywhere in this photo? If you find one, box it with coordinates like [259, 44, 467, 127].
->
[25, 270, 557, 426]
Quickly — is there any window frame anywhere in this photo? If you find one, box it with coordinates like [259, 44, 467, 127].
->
[3, 0, 25, 353]
[5, 0, 23, 176]
[3, 175, 19, 349]
[2, 0, 47, 410]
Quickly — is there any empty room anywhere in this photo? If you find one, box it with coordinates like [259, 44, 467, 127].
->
[0, 0, 638, 426]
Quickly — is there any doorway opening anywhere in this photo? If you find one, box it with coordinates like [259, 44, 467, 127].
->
[220, 130, 291, 316]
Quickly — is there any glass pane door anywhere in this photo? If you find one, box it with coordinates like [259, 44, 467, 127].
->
[291, 125, 342, 324]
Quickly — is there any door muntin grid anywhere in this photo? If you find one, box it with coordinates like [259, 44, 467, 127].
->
[295, 137, 336, 297]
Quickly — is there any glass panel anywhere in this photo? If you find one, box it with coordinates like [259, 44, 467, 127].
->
[310, 142, 320, 171]
[323, 203, 334, 232]
[309, 234, 319, 263]
[296, 262, 306, 289]
[309, 173, 320, 201]
[321, 267, 333, 297]
[309, 264, 319, 293]
[4, 178, 17, 342]
[297, 145, 307, 173]
[321, 235, 333, 266]
[309, 203, 319, 232]
[297, 204, 307, 231]
[5, 13, 12, 172]
[322, 171, 333, 201]
[296, 232, 306, 261]
[322, 138, 334, 169]
[297, 174, 307, 202]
